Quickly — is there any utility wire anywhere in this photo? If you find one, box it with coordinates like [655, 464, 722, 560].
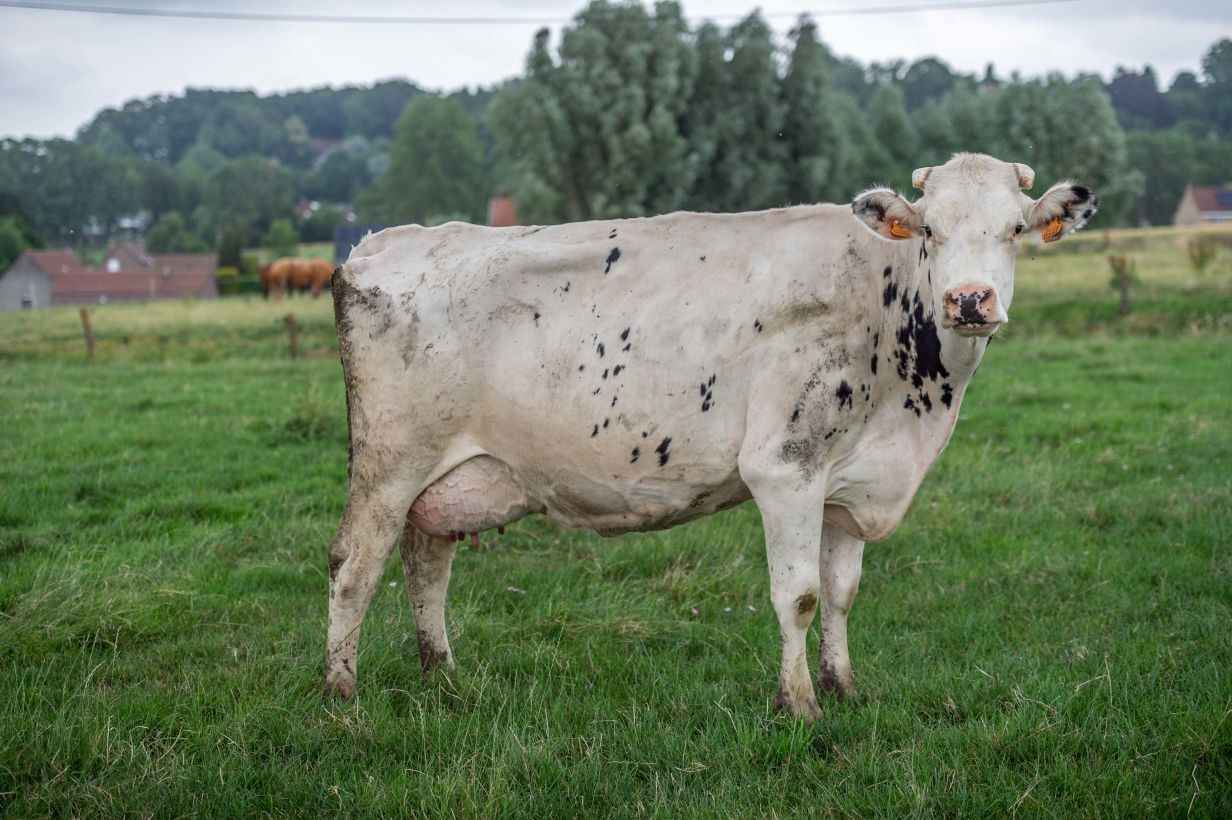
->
[0, 0, 1083, 25]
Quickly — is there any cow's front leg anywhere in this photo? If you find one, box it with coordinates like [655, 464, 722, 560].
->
[818, 526, 864, 699]
[324, 480, 416, 699]
[398, 524, 457, 671]
[749, 482, 825, 720]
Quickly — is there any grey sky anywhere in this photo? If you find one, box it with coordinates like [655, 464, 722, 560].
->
[0, 0, 1227, 139]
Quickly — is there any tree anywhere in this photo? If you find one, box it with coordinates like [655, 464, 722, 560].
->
[216, 223, 245, 269]
[145, 211, 207, 253]
[360, 95, 487, 225]
[198, 156, 294, 241]
[864, 83, 918, 185]
[299, 203, 343, 243]
[1106, 66, 1170, 130]
[0, 217, 30, 273]
[684, 12, 786, 211]
[984, 77, 1140, 224]
[262, 218, 300, 258]
[780, 17, 848, 204]
[492, 1, 697, 222]
[0, 138, 139, 243]
[305, 141, 373, 202]
[1127, 130, 1197, 225]
[901, 58, 958, 110]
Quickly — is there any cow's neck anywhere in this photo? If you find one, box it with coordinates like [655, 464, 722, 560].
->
[871, 237, 988, 430]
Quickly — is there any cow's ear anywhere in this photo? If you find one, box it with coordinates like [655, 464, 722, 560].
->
[852, 187, 921, 241]
[1027, 182, 1098, 243]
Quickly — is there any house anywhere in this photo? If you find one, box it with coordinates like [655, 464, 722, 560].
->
[1174, 185, 1232, 226]
[0, 250, 87, 309]
[486, 196, 518, 228]
[0, 240, 217, 310]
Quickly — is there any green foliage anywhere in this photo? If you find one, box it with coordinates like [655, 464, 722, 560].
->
[298, 203, 343, 243]
[1127, 129, 1196, 225]
[198, 156, 294, 241]
[493, 1, 698, 222]
[213, 265, 240, 295]
[144, 211, 206, 254]
[304, 140, 373, 203]
[691, 13, 786, 212]
[0, 216, 30, 272]
[865, 83, 918, 185]
[262, 218, 300, 260]
[780, 18, 845, 204]
[215, 224, 244, 269]
[361, 95, 486, 225]
[0, 138, 139, 242]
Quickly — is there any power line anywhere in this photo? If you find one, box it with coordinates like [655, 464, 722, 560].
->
[0, 0, 1083, 25]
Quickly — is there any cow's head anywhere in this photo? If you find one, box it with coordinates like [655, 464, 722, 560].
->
[851, 153, 1098, 338]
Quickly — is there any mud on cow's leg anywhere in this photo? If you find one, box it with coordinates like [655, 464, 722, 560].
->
[323, 477, 418, 699]
[745, 472, 826, 721]
[817, 526, 864, 700]
[398, 524, 457, 671]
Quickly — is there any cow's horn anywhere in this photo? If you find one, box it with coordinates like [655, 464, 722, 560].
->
[1014, 163, 1035, 190]
[911, 167, 932, 190]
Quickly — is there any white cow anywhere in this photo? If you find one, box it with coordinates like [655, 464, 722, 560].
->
[323, 153, 1097, 718]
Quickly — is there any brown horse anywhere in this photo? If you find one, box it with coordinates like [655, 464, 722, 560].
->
[261, 257, 334, 299]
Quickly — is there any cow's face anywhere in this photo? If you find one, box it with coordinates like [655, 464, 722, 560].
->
[852, 153, 1098, 338]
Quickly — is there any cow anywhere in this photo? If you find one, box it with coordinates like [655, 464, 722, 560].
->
[322, 153, 1097, 719]
[261, 257, 334, 299]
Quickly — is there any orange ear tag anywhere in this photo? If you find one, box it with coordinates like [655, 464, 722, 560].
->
[1041, 218, 1064, 243]
[889, 220, 914, 239]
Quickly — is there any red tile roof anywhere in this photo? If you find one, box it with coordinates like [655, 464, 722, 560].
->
[1190, 186, 1232, 213]
[22, 249, 88, 277]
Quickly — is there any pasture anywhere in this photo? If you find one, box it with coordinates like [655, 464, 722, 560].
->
[1, 231, 1230, 815]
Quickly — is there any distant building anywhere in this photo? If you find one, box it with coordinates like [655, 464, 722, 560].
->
[486, 196, 518, 228]
[0, 240, 217, 310]
[1174, 185, 1232, 226]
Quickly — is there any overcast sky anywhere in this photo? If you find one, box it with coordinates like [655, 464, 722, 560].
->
[0, 0, 1227, 139]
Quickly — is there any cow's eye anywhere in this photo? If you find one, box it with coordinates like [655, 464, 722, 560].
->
[1013, 224, 1026, 236]
[922, 225, 933, 239]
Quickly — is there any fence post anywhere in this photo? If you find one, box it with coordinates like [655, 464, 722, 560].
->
[285, 312, 298, 360]
[79, 307, 95, 361]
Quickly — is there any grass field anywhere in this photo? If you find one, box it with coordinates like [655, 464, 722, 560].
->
[1, 231, 1230, 815]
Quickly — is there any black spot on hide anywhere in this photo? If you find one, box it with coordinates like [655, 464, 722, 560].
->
[591, 424, 599, 437]
[754, 319, 763, 332]
[630, 447, 640, 463]
[836, 380, 853, 410]
[597, 342, 605, 358]
[883, 265, 893, 278]
[620, 327, 630, 341]
[604, 247, 621, 274]
[883, 281, 898, 308]
[941, 383, 954, 408]
[655, 436, 672, 467]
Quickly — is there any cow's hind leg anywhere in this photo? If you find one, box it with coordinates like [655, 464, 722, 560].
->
[398, 524, 457, 670]
[817, 527, 864, 699]
[323, 476, 418, 699]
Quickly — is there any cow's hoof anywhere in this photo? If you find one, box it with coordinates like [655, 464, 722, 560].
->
[322, 672, 355, 700]
[817, 669, 857, 701]
[774, 691, 822, 721]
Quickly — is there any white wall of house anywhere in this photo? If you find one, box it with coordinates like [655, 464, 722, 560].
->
[0, 258, 52, 310]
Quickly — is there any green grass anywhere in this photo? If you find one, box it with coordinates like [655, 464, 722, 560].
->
[1, 234, 1230, 815]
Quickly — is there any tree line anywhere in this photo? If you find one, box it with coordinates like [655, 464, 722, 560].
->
[1, 0, 1230, 274]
